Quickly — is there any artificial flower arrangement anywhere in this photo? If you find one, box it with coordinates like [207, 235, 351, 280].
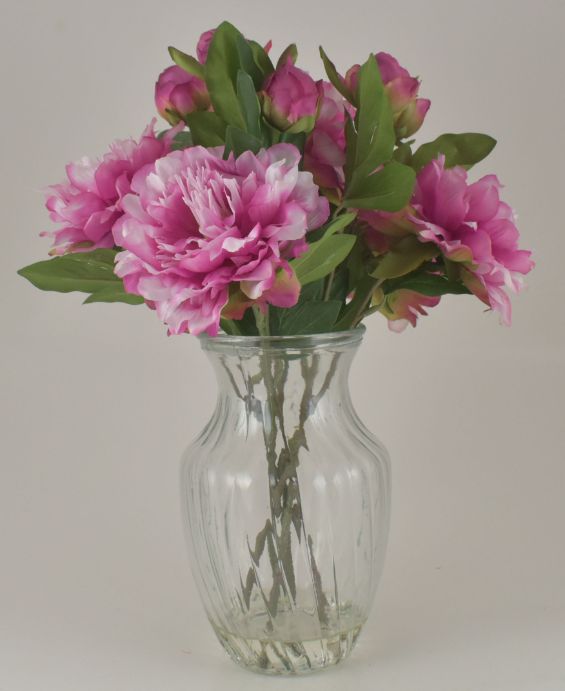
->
[17, 22, 536, 676]
[18, 21, 533, 337]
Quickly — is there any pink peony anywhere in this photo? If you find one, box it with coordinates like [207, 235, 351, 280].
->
[43, 121, 176, 255]
[411, 156, 534, 325]
[155, 65, 210, 125]
[303, 81, 348, 192]
[345, 52, 430, 139]
[261, 61, 319, 131]
[113, 144, 330, 336]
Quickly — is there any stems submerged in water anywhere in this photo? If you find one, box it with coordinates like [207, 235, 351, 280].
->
[239, 349, 340, 631]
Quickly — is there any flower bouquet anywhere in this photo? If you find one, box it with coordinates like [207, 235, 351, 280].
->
[18, 21, 533, 675]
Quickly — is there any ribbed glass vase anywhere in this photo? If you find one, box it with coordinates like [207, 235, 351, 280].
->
[180, 328, 391, 675]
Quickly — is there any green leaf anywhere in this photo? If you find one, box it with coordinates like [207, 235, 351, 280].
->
[168, 46, 205, 80]
[334, 275, 379, 330]
[235, 34, 264, 90]
[371, 236, 438, 279]
[171, 130, 194, 150]
[205, 21, 246, 128]
[18, 250, 121, 294]
[291, 234, 356, 286]
[345, 161, 416, 211]
[274, 300, 342, 335]
[384, 272, 471, 297]
[393, 141, 413, 165]
[346, 54, 395, 196]
[236, 70, 262, 138]
[300, 211, 357, 245]
[224, 126, 262, 157]
[444, 258, 461, 282]
[326, 264, 350, 302]
[286, 115, 316, 134]
[84, 286, 144, 305]
[248, 40, 275, 80]
[238, 306, 261, 335]
[279, 130, 306, 151]
[220, 317, 243, 335]
[269, 281, 326, 335]
[299, 279, 325, 301]
[411, 133, 497, 171]
[277, 43, 298, 68]
[322, 211, 357, 237]
[319, 46, 355, 103]
[346, 238, 370, 292]
[185, 111, 226, 146]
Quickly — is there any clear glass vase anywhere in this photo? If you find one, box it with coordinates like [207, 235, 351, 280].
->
[180, 328, 391, 675]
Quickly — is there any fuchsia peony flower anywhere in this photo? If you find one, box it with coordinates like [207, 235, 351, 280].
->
[155, 65, 210, 125]
[43, 121, 176, 255]
[411, 156, 534, 325]
[304, 81, 348, 192]
[345, 52, 430, 139]
[262, 60, 319, 132]
[113, 144, 329, 336]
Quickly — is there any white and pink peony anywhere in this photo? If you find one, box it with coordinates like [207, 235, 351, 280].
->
[113, 144, 329, 335]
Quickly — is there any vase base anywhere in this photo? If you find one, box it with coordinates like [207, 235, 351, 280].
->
[212, 607, 365, 675]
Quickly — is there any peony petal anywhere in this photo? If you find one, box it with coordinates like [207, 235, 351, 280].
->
[65, 157, 98, 193]
[466, 174, 501, 222]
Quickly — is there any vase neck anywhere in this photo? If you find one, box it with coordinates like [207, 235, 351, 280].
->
[199, 332, 363, 422]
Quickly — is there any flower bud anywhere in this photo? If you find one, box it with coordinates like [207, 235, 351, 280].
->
[345, 52, 430, 139]
[155, 66, 210, 125]
[196, 30, 215, 64]
[196, 28, 273, 64]
[262, 61, 319, 132]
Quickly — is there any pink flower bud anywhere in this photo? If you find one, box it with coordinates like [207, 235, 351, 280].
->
[262, 61, 319, 132]
[155, 65, 210, 125]
[197, 28, 273, 64]
[196, 30, 215, 64]
[345, 52, 430, 139]
[303, 81, 348, 191]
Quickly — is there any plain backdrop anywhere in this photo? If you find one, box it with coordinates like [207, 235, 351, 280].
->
[1, 1, 564, 689]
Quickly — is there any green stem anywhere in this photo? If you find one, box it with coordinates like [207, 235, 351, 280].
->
[241, 351, 339, 632]
[335, 276, 383, 330]
[323, 270, 335, 301]
[323, 205, 348, 301]
[220, 317, 242, 336]
[331, 203, 345, 220]
[253, 305, 270, 336]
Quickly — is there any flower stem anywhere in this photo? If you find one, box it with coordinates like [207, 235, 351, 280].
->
[323, 270, 335, 301]
[335, 276, 383, 329]
[253, 305, 270, 336]
[241, 351, 339, 632]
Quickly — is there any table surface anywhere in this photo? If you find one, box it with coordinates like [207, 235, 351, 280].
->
[2, 570, 564, 691]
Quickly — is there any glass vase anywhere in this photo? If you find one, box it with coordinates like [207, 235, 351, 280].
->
[180, 328, 391, 675]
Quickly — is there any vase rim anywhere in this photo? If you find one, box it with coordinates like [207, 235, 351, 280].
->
[199, 326, 366, 352]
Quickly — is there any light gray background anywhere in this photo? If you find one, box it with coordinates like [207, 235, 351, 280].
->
[1, 1, 564, 689]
